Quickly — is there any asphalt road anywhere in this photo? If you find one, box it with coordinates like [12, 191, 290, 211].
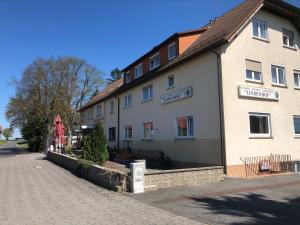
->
[0, 143, 201, 225]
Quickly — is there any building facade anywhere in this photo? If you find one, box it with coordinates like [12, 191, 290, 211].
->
[80, 0, 300, 177]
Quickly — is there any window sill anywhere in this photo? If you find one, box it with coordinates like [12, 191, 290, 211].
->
[294, 87, 300, 90]
[149, 66, 160, 71]
[168, 56, 176, 61]
[249, 135, 273, 139]
[123, 105, 132, 110]
[141, 98, 153, 103]
[142, 138, 154, 141]
[166, 86, 175, 90]
[252, 36, 270, 43]
[271, 83, 288, 88]
[283, 45, 297, 51]
[175, 137, 195, 141]
[245, 79, 264, 84]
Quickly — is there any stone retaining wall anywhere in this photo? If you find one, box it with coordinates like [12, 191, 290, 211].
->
[144, 166, 224, 191]
[47, 151, 130, 192]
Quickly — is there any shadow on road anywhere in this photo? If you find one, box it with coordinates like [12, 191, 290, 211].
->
[189, 193, 300, 225]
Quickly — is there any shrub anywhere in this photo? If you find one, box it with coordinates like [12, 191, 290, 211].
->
[83, 123, 109, 166]
[77, 158, 94, 176]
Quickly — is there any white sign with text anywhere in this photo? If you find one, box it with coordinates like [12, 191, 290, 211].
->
[238, 86, 279, 101]
[160, 87, 193, 104]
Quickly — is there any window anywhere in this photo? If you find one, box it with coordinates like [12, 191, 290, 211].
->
[245, 60, 262, 82]
[249, 113, 271, 137]
[125, 72, 131, 83]
[142, 85, 153, 101]
[168, 43, 177, 60]
[124, 94, 132, 108]
[109, 127, 116, 141]
[294, 71, 300, 89]
[96, 105, 101, 117]
[149, 53, 160, 70]
[283, 28, 295, 48]
[167, 75, 175, 88]
[271, 66, 286, 86]
[110, 101, 114, 113]
[88, 110, 93, 121]
[135, 64, 143, 78]
[293, 116, 300, 136]
[124, 125, 133, 140]
[252, 19, 268, 40]
[176, 116, 194, 137]
[143, 122, 154, 139]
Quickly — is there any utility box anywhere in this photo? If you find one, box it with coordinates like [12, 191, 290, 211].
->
[130, 162, 145, 194]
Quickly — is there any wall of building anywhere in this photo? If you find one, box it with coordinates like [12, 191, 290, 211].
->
[221, 10, 300, 176]
[118, 52, 222, 166]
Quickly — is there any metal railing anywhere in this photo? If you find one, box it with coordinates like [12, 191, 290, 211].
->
[240, 154, 292, 178]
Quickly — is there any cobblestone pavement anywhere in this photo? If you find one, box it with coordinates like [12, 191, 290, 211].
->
[131, 172, 300, 225]
[0, 143, 202, 225]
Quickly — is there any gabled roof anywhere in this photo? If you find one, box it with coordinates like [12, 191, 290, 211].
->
[79, 78, 123, 111]
[81, 0, 300, 108]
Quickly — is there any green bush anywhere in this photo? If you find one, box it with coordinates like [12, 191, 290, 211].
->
[83, 123, 109, 166]
[77, 158, 94, 175]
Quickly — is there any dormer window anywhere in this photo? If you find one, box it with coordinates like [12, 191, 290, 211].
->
[168, 42, 177, 60]
[125, 71, 131, 83]
[135, 64, 143, 78]
[149, 53, 160, 71]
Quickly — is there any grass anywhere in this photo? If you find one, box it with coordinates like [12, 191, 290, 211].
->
[17, 143, 29, 149]
[0, 140, 7, 145]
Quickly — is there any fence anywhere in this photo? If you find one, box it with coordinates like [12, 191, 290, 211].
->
[240, 154, 292, 178]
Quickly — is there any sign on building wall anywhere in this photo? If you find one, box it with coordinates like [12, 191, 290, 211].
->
[160, 87, 193, 104]
[238, 86, 279, 101]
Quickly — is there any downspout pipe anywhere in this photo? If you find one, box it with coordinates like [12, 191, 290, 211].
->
[115, 95, 120, 152]
[212, 50, 227, 174]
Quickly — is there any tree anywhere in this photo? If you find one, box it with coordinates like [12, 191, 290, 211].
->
[83, 123, 108, 165]
[2, 128, 13, 141]
[106, 68, 122, 84]
[6, 57, 103, 151]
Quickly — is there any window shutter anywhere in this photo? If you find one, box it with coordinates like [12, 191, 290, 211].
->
[246, 60, 262, 72]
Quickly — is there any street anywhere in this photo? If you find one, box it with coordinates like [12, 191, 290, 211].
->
[0, 143, 200, 225]
[1, 143, 300, 225]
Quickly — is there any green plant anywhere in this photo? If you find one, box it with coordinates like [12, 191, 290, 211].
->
[77, 158, 94, 176]
[82, 122, 109, 166]
[66, 146, 72, 155]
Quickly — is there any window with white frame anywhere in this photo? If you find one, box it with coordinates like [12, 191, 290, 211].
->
[135, 64, 143, 78]
[252, 19, 268, 40]
[124, 125, 133, 140]
[249, 113, 271, 137]
[245, 59, 262, 82]
[271, 65, 286, 86]
[168, 42, 177, 60]
[125, 71, 131, 83]
[282, 28, 295, 48]
[110, 101, 114, 113]
[143, 122, 154, 139]
[167, 75, 175, 88]
[294, 71, 300, 89]
[96, 105, 101, 117]
[176, 116, 194, 137]
[124, 94, 132, 108]
[142, 85, 153, 101]
[293, 116, 300, 136]
[149, 54, 160, 70]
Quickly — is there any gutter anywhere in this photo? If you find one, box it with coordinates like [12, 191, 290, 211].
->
[115, 95, 120, 151]
[212, 49, 227, 175]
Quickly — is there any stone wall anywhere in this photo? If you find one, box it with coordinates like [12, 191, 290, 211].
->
[47, 151, 130, 192]
[144, 166, 224, 191]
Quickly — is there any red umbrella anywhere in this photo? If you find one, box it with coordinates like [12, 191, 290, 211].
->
[54, 115, 65, 147]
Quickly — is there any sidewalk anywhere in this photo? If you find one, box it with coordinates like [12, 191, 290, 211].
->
[131, 173, 300, 225]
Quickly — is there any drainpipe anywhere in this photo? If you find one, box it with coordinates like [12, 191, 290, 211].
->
[115, 95, 120, 152]
[212, 49, 227, 174]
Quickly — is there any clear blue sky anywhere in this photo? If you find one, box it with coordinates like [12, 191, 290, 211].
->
[0, 0, 299, 137]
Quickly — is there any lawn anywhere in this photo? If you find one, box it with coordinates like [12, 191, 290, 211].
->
[17, 143, 29, 149]
[0, 140, 7, 145]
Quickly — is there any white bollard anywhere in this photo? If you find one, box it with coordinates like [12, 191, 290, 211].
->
[130, 162, 145, 194]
